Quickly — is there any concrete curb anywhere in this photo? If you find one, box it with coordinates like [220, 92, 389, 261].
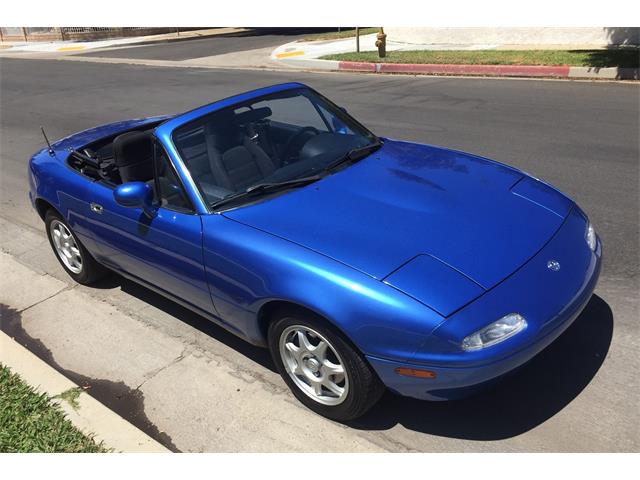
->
[372, 62, 571, 77]
[277, 56, 639, 80]
[0, 330, 170, 452]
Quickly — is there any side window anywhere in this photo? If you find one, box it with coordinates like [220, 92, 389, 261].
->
[153, 143, 193, 212]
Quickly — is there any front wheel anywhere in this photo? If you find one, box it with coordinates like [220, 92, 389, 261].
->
[45, 209, 108, 285]
[268, 309, 384, 421]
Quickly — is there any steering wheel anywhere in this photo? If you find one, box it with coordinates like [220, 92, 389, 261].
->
[281, 127, 319, 164]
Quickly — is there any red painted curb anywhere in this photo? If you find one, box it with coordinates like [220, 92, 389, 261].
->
[338, 61, 376, 72]
[339, 62, 571, 78]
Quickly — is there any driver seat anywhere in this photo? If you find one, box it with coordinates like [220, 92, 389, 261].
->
[204, 110, 276, 191]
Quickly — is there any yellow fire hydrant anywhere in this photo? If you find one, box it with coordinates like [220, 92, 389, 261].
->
[375, 28, 387, 58]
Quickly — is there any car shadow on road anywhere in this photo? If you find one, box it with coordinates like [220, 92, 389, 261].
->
[345, 294, 614, 440]
[92, 274, 278, 374]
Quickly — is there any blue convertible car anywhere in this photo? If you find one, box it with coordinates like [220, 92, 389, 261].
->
[28, 83, 601, 420]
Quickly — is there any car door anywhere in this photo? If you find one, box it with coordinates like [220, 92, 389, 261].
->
[85, 141, 214, 314]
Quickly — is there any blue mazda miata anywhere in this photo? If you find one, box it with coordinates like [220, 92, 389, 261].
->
[28, 82, 602, 420]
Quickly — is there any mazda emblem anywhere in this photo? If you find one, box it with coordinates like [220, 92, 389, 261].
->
[547, 260, 561, 271]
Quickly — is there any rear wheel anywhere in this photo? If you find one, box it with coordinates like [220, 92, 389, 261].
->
[268, 308, 384, 421]
[45, 209, 108, 285]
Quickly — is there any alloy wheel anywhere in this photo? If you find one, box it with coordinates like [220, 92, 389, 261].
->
[279, 325, 349, 406]
[50, 219, 83, 274]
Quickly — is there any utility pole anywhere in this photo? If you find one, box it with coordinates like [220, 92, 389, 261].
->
[356, 27, 360, 53]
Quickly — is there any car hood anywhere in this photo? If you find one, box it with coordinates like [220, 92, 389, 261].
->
[224, 139, 573, 291]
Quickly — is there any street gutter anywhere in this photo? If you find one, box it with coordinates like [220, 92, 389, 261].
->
[276, 56, 639, 80]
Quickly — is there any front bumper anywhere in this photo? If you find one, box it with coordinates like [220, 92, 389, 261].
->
[367, 207, 602, 401]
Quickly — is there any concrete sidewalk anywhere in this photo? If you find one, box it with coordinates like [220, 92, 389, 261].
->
[271, 33, 503, 61]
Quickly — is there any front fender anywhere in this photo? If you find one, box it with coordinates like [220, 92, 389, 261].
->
[28, 147, 100, 255]
[202, 214, 443, 361]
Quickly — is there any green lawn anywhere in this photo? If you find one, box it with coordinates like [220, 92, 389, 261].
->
[321, 49, 640, 68]
[0, 364, 106, 452]
[302, 28, 379, 42]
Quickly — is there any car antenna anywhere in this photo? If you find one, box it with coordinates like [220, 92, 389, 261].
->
[40, 126, 54, 156]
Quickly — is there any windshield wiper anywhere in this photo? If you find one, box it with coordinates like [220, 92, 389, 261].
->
[211, 174, 323, 211]
[323, 139, 383, 174]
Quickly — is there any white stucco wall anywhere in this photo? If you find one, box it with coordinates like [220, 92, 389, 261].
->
[384, 27, 639, 47]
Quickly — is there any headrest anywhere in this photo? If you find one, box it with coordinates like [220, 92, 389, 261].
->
[113, 131, 153, 167]
[235, 107, 272, 125]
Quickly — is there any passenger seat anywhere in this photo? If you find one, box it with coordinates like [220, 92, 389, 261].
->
[113, 131, 154, 183]
[204, 111, 276, 191]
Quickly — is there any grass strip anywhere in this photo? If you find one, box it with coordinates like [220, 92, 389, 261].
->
[321, 49, 640, 68]
[0, 364, 106, 452]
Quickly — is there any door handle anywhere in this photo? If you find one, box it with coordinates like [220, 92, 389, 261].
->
[90, 203, 103, 214]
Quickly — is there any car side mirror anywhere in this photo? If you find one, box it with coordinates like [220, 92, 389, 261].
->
[114, 182, 156, 218]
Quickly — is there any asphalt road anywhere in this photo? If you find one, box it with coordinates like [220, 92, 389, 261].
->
[81, 28, 327, 60]
[0, 57, 638, 451]
[2, 59, 637, 279]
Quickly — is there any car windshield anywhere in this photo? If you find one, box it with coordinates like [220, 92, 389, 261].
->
[171, 87, 379, 208]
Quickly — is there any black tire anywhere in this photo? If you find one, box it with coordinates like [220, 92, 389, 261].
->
[268, 307, 385, 421]
[45, 209, 108, 285]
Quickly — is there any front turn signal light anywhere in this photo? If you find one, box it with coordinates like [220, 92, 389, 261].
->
[394, 367, 437, 379]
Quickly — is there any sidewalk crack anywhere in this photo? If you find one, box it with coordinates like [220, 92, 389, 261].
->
[17, 283, 74, 314]
[135, 346, 189, 390]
